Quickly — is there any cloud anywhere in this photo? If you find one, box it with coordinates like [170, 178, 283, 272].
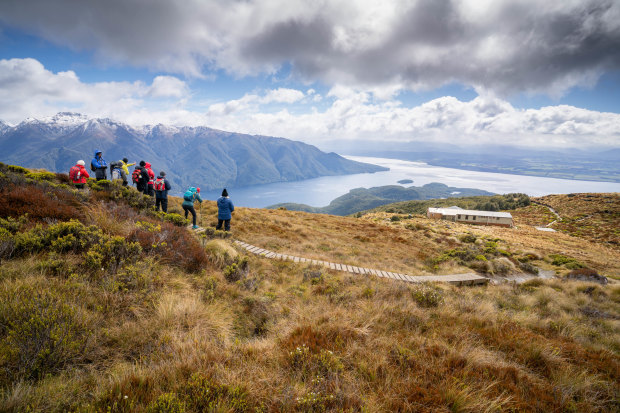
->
[1, 0, 619, 95]
[147, 76, 189, 98]
[0, 58, 189, 124]
[261, 88, 305, 104]
[1, 58, 619, 149]
[203, 89, 620, 148]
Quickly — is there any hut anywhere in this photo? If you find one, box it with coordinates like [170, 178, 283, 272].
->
[427, 207, 513, 227]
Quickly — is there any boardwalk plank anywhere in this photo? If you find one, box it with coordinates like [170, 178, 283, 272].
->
[227, 240, 489, 286]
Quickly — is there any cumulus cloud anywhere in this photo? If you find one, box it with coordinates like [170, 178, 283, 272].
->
[1, 58, 619, 149]
[147, 76, 189, 98]
[203, 89, 620, 148]
[0, 58, 189, 124]
[1, 0, 619, 95]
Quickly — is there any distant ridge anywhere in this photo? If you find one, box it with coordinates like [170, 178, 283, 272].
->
[268, 183, 495, 216]
[0, 112, 387, 193]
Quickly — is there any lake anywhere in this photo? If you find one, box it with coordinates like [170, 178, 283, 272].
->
[203, 156, 620, 208]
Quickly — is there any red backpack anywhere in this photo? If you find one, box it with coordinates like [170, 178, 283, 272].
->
[69, 166, 81, 182]
[131, 168, 141, 184]
[154, 177, 166, 191]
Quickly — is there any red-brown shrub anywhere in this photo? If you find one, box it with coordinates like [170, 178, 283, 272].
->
[127, 221, 209, 273]
[0, 185, 82, 222]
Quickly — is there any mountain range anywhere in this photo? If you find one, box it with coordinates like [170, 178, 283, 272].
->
[0, 112, 386, 193]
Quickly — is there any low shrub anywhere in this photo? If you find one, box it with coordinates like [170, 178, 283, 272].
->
[5, 165, 28, 174]
[84, 236, 142, 275]
[459, 234, 477, 243]
[183, 372, 251, 412]
[223, 257, 249, 282]
[146, 393, 186, 413]
[549, 254, 584, 269]
[0, 284, 91, 384]
[0, 185, 82, 222]
[127, 221, 209, 273]
[411, 284, 444, 308]
[26, 171, 57, 181]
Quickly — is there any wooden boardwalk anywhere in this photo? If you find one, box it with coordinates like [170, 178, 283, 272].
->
[232, 240, 488, 286]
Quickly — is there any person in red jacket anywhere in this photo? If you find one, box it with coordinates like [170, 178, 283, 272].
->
[145, 162, 155, 196]
[69, 160, 89, 189]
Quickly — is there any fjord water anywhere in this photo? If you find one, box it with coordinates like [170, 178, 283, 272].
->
[204, 156, 620, 208]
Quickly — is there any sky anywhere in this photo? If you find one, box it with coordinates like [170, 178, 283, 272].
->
[1, 0, 620, 150]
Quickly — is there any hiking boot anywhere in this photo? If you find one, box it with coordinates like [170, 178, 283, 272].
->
[192, 225, 199, 229]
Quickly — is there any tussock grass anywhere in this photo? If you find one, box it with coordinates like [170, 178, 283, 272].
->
[0, 165, 618, 411]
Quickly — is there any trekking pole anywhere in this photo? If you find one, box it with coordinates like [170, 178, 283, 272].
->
[200, 201, 203, 228]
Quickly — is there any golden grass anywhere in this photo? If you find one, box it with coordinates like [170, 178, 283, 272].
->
[1, 179, 619, 411]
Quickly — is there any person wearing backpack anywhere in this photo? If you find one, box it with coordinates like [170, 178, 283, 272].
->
[145, 162, 155, 196]
[133, 161, 150, 194]
[69, 160, 89, 189]
[182, 187, 202, 229]
[216, 188, 234, 231]
[154, 171, 171, 212]
[120, 158, 135, 186]
[90, 149, 108, 180]
[109, 161, 122, 181]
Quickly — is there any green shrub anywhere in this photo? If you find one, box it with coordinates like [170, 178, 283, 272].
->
[224, 257, 249, 282]
[146, 393, 186, 413]
[0, 284, 90, 384]
[183, 373, 250, 412]
[6, 165, 28, 174]
[153, 211, 189, 227]
[390, 215, 401, 222]
[0, 215, 28, 233]
[202, 275, 218, 303]
[26, 171, 56, 181]
[36, 252, 74, 277]
[411, 284, 443, 308]
[85, 236, 142, 275]
[549, 254, 583, 269]
[459, 234, 477, 243]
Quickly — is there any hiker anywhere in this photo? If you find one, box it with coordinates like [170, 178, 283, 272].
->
[154, 171, 171, 212]
[90, 149, 108, 180]
[216, 188, 234, 231]
[109, 160, 123, 182]
[132, 161, 150, 194]
[145, 162, 155, 196]
[69, 160, 89, 189]
[182, 187, 202, 229]
[119, 158, 135, 186]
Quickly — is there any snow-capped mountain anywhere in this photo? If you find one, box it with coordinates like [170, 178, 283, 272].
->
[0, 113, 386, 192]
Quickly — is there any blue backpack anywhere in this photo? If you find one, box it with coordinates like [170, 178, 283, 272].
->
[183, 190, 194, 202]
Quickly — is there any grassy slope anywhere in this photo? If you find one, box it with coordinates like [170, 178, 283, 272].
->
[1, 166, 619, 412]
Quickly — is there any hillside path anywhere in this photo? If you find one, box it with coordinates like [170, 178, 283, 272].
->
[190, 226, 487, 285]
[532, 200, 561, 227]
[232, 240, 488, 285]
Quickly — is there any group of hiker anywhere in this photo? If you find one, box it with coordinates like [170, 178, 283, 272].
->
[69, 149, 234, 230]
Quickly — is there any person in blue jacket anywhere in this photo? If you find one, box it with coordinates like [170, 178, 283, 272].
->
[216, 188, 234, 231]
[182, 187, 202, 229]
[90, 149, 108, 180]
